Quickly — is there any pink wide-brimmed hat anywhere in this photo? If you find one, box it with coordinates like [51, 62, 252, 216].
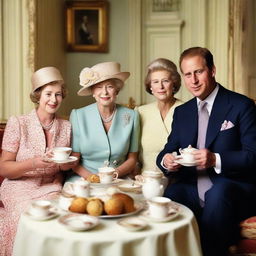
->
[77, 62, 130, 96]
[31, 67, 64, 92]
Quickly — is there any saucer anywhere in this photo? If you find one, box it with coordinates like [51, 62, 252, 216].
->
[174, 158, 196, 167]
[89, 178, 122, 187]
[25, 208, 59, 221]
[117, 217, 148, 231]
[118, 181, 142, 193]
[58, 213, 99, 231]
[141, 209, 179, 222]
[51, 156, 78, 164]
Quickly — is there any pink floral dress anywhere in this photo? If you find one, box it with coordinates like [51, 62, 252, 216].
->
[0, 109, 71, 256]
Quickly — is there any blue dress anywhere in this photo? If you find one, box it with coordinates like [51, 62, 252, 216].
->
[67, 103, 140, 181]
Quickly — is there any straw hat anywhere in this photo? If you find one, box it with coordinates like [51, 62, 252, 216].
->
[31, 67, 64, 92]
[77, 62, 130, 96]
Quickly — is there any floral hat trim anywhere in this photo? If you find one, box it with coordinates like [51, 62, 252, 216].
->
[79, 68, 100, 87]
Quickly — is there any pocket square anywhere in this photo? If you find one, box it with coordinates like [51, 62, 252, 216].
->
[220, 120, 235, 131]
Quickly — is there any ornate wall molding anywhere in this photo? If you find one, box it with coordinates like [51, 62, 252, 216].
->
[0, 0, 33, 120]
[26, 0, 36, 72]
[127, 0, 142, 106]
[228, 0, 248, 95]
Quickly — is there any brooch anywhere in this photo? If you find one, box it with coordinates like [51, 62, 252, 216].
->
[123, 112, 131, 126]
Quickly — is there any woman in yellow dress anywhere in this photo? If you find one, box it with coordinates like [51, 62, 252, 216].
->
[137, 58, 183, 172]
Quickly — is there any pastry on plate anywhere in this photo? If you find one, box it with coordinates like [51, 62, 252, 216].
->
[87, 199, 104, 216]
[87, 174, 100, 183]
[104, 198, 124, 215]
[112, 193, 135, 213]
[69, 197, 88, 214]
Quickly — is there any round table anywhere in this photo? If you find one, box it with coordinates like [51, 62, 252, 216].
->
[13, 204, 202, 256]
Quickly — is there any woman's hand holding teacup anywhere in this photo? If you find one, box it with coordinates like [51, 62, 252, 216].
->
[58, 158, 79, 171]
[32, 156, 58, 170]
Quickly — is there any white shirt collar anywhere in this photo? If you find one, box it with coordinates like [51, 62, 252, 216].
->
[196, 83, 219, 115]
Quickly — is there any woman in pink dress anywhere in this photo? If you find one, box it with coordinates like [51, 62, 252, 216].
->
[0, 67, 76, 256]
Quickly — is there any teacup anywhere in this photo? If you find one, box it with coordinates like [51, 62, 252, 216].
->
[98, 167, 118, 184]
[179, 145, 197, 163]
[30, 200, 52, 217]
[72, 179, 90, 198]
[148, 196, 172, 219]
[52, 147, 72, 161]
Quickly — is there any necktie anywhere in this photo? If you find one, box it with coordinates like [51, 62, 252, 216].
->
[197, 101, 213, 205]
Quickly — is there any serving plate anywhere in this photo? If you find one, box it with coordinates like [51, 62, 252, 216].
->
[99, 201, 144, 219]
[89, 178, 122, 187]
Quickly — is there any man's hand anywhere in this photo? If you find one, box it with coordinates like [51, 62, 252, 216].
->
[163, 153, 181, 172]
[193, 149, 216, 169]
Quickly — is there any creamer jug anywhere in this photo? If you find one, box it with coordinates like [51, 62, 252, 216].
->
[141, 171, 164, 199]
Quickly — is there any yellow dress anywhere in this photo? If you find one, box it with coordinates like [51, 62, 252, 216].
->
[137, 99, 183, 172]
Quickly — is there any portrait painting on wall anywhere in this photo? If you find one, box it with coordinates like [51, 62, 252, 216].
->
[66, 1, 108, 52]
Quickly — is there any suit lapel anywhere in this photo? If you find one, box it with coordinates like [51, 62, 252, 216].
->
[206, 86, 232, 147]
[182, 98, 198, 147]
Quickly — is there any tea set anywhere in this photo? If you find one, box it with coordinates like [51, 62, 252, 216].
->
[26, 159, 184, 230]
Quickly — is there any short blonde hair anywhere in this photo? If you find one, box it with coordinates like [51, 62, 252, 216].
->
[145, 58, 181, 95]
[91, 78, 123, 93]
[30, 81, 67, 104]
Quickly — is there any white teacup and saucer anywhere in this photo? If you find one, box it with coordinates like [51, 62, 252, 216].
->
[51, 147, 78, 164]
[174, 145, 197, 167]
[142, 196, 180, 222]
[26, 200, 58, 221]
[98, 167, 119, 184]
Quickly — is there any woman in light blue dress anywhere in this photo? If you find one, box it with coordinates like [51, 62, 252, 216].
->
[67, 62, 140, 181]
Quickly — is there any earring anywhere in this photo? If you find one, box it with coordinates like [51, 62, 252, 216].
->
[92, 94, 95, 98]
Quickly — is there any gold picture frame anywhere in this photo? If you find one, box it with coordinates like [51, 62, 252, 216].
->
[66, 1, 108, 52]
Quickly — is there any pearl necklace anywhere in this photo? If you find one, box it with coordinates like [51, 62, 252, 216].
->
[100, 105, 116, 123]
[40, 118, 55, 130]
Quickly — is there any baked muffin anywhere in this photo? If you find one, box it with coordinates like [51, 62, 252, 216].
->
[104, 198, 124, 215]
[112, 193, 135, 213]
[87, 174, 100, 183]
[69, 197, 88, 213]
[87, 199, 104, 216]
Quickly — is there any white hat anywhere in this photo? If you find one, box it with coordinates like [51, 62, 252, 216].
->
[77, 62, 130, 96]
[31, 67, 64, 92]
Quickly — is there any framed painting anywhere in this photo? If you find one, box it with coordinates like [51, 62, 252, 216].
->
[66, 1, 109, 52]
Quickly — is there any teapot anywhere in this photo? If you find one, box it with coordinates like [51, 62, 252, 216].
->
[179, 145, 197, 163]
[140, 171, 164, 199]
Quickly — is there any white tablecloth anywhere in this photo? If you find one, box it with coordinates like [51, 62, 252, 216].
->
[13, 204, 202, 256]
